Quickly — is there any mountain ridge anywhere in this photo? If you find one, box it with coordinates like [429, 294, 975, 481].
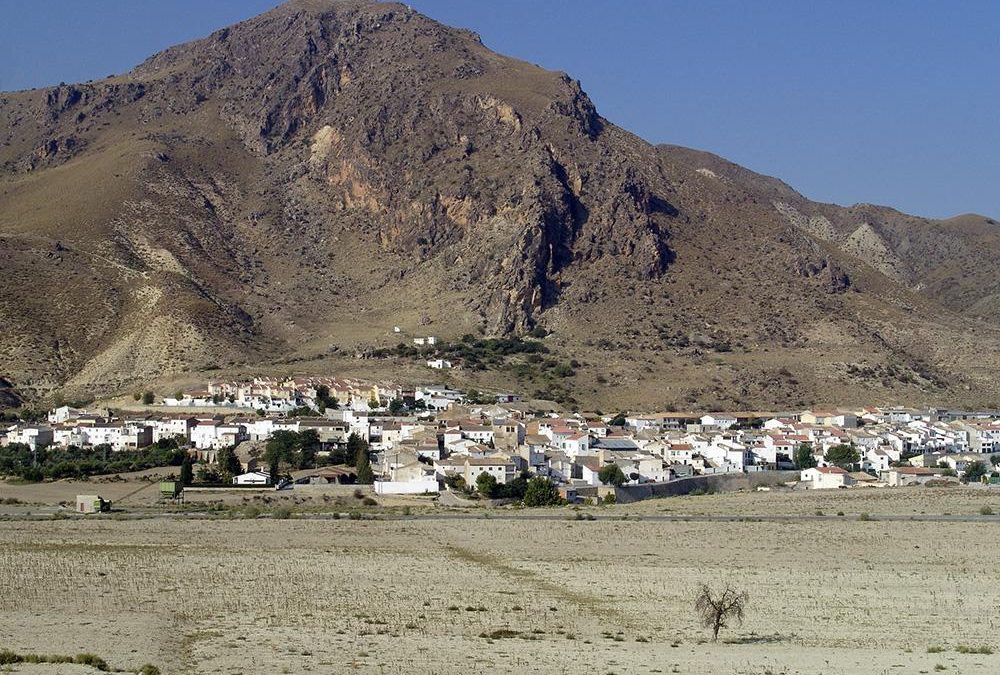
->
[1, 0, 997, 410]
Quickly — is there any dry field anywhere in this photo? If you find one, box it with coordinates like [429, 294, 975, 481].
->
[2, 490, 1000, 674]
[626, 484, 1000, 518]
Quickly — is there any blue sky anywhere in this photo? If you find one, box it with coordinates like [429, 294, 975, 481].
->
[1, 0, 996, 219]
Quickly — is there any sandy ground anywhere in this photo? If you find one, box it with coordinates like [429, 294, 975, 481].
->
[623, 484, 1000, 518]
[0, 468, 430, 512]
[1, 490, 999, 674]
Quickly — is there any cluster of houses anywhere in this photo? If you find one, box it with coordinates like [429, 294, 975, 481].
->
[3, 380, 1000, 496]
[160, 376, 401, 413]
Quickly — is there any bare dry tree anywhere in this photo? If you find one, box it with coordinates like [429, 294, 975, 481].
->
[694, 583, 749, 641]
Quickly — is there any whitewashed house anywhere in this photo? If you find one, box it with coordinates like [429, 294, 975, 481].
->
[48, 406, 84, 424]
[800, 466, 854, 489]
[4, 426, 54, 451]
[701, 414, 737, 430]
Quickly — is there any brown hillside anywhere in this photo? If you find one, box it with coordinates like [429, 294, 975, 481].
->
[1, 0, 997, 409]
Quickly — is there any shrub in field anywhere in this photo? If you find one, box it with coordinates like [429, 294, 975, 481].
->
[272, 506, 293, 520]
[480, 629, 521, 640]
[979, 505, 994, 516]
[694, 583, 749, 641]
[75, 653, 109, 670]
[0, 651, 109, 669]
[956, 645, 993, 654]
[362, 497, 377, 506]
[138, 665, 161, 675]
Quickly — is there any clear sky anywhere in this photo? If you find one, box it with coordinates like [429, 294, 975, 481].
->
[1, 0, 997, 220]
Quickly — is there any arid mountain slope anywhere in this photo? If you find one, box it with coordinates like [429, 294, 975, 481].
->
[1, 0, 997, 409]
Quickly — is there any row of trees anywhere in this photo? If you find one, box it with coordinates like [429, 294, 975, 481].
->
[471, 471, 564, 506]
[0, 438, 187, 482]
[261, 431, 373, 484]
[793, 442, 860, 470]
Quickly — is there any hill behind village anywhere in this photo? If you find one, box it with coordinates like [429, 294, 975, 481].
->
[1, 0, 998, 411]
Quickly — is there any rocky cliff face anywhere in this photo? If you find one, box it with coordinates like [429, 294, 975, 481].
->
[1, 0, 998, 408]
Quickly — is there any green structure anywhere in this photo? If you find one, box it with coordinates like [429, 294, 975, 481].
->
[159, 481, 183, 501]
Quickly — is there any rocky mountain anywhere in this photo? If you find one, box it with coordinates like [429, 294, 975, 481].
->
[1, 0, 998, 410]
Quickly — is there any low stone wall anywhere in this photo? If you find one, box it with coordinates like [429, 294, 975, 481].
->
[614, 471, 799, 504]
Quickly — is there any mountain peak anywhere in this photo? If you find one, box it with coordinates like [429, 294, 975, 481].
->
[1, 1, 998, 410]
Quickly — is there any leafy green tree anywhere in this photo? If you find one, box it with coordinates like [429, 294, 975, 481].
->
[298, 430, 320, 469]
[824, 444, 860, 470]
[444, 474, 466, 491]
[794, 443, 818, 469]
[216, 446, 242, 480]
[346, 433, 366, 468]
[609, 412, 628, 427]
[497, 471, 530, 499]
[142, 391, 155, 405]
[179, 456, 194, 486]
[388, 398, 405, 415]
[355, 449, 375, 484]
[265, 430, 299, 480]
[523, 476, 563, 507]
[963, 460, 988, 483]
[155, 436, 179, 450]
[991, 455, 1000, 467]
[598, 463, 627, 487]
[196, 465, 221, 483]
[476, 471, 499, 497]
[314, 385, 338, 412]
